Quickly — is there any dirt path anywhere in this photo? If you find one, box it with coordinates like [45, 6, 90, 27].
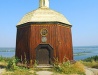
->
[88, 68, 98, 75]
[36, 68, 96, 75]
[36, 71, 53, 75]
[0, 68, 98, 75]
[0, 69, 5, 75]
[85, 68, 94, 75]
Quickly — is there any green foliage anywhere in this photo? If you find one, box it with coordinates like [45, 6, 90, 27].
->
[6, 57, 20, 70]
[83, 55, 98, 62]
[0, 56, 33, 75]
[0, 56, 13, 62]
[33, 60, 38, 68]
[7, 60, 14, 70]
[53, 58, 85, 74]
[82, 55, 98, 69]
[3, 69, 32, 75]
[82, 60, 98, 69]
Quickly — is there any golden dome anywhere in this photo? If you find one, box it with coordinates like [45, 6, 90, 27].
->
[17, 0, 71, 25]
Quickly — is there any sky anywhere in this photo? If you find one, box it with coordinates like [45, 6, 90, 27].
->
[0, 0, 98, 47]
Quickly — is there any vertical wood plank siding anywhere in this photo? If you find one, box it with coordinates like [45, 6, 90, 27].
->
[16, 26, 31, 62]
[16, 23, 73, 64]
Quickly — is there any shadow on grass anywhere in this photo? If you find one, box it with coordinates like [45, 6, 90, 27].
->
[0, 65, 6, 68]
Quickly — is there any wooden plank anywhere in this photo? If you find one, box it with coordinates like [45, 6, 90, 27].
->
[16, 23, 73, 64]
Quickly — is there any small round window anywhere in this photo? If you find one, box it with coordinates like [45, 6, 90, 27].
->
[40, 28, 48, 36]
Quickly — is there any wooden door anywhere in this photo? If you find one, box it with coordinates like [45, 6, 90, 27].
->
[36, 48, 50, 64]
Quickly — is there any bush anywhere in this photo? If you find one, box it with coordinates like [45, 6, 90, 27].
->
[4, 57, 21, 71]
[7, 60, 14, 70]
[82, 60, 98, 69]
[82, 56, 98, 69]
[83, 55, 98, 62]
[0, 56, 33, 75]
[53, 60, 85, 74]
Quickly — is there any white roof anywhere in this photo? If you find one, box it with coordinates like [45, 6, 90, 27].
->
[17, 0, 71, 25]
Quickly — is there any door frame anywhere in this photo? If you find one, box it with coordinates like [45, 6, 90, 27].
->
[36, 44, 53, 65]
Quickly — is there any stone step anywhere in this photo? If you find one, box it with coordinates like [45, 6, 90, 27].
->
[36, 64, 53, 68]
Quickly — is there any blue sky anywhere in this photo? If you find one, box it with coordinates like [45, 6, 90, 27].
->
[0, 0, 98, 47]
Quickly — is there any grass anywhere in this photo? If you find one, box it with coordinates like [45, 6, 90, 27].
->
[3, 68, 32, 75]
[1, 56, 98, 75]
[0, 56, 14, 62]
[0, 56, 86, 75]
[82, 55, 98, 69]
[82, 60, 98, 68]
[53, 58, 85, 75]
[53, 61, 85, 74]
[0, 56, 34, 75]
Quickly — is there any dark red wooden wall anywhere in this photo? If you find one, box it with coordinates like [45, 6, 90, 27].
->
[16, 22, 73, 64]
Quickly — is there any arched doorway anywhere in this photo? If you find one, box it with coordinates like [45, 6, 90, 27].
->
[36, 44, 53, 65]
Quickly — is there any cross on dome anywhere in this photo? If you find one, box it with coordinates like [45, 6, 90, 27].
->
[39, 0, 49, 8]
